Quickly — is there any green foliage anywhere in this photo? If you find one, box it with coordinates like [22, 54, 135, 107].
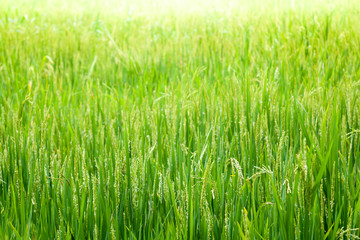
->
[1, 0, 360, 239]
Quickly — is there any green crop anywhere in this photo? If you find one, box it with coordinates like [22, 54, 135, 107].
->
[1, 0, 360, 239]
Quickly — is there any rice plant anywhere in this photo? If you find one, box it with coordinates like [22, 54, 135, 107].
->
[1, 0, 360, 239]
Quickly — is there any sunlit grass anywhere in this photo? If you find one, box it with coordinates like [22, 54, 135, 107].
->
[1, 0, 360, 239]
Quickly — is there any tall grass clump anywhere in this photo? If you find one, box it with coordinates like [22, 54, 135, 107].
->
[1, 0, 360, 238]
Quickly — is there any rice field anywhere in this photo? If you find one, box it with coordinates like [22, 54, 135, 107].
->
[1, 0, 360, 239]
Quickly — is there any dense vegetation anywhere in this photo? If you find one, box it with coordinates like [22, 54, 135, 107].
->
[1, 0, 360, 239]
